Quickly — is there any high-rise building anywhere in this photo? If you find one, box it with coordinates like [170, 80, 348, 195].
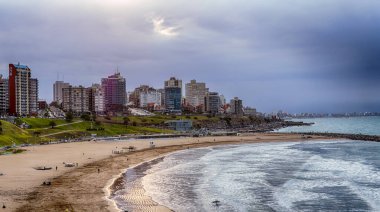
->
[101, 72, 126, 112]
[0, 75, 8, 115]
[185, 80, 208, 110]
[164, 77, 182, 112]
[62, 86, 90, 113]
[90, 84, 105, 114]
[129, 85, 156, 108]
[29, 78, 39, 115]
[139, 90, 161, 110]
[8, 63, 38, 116]
[157, 88, 165, 107]
[53, 81, 70, 104]
[230, 97, 243, 115]
[165, 77, 182, 88]
[219, 94, 226, 106]
[204, 92, 220, 114]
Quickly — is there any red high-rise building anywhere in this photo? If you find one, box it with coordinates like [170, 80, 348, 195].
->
[9, 63, 38, 116]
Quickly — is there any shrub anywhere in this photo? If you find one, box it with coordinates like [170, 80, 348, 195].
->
[49, 121, 57, 129]
[80, 114, 91, 121]
[65, 112, 73, 122]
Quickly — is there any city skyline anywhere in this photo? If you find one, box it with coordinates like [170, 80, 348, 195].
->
[1, 0, 379, 113]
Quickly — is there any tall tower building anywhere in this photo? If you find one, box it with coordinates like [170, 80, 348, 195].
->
[164, 77, 182, 112]
[0, 75, 9, 115]
[185, 80, 208, 109]
[8, 63, 37, 116]
[29, 78, 39, 115]
[101, 72, 126, 112]
[230, 97, 243, 116]
[53, 81, 70, 104]
[204, 92, 220, 114]
[91, 83, 105, 114]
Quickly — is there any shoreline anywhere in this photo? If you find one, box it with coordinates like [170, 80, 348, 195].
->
[0, 133, 337, 211]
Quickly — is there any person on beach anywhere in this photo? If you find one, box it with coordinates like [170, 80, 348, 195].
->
[98, 168, 100, 174]
[56, 166, 58, 171]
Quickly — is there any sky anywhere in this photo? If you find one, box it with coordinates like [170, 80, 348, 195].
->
[0, 0, 379, 113]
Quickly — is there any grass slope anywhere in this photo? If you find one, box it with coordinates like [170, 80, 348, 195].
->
[0, 115, 193, 147]
[21, 118, 71, 129]
[0, 121, 32, 146]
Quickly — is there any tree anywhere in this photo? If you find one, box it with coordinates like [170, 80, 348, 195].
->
[65, 112, 73, 122]
[49, 120, 57, 129]
[80, 114, 91, 121]
[123, 117, 130, 128]
[14, 118, 23, 126]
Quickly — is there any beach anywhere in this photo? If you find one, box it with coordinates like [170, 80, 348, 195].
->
[0, 133, 331, 211]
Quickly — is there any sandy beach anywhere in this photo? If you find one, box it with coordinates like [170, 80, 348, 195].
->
[0, 133, 332, 211]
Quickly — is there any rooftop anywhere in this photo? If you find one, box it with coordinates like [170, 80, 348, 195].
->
[12, 63, 29, 70]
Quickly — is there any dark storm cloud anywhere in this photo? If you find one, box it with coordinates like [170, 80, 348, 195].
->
[0, 0, 379, 113]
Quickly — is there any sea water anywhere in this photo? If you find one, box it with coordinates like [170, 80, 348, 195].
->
[112, 140, 380, 211]
[277, 116, 380, 136]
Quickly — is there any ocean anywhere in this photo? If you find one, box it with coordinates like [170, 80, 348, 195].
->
[277, 116, 380, 136]
[110, 140, 380, 211]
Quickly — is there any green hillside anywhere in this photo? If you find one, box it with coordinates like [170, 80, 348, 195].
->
[0, 117, 176, 147]
[0, 121, 33, 146]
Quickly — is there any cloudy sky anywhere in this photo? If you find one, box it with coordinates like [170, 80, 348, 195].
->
[0, 0, 379, 113]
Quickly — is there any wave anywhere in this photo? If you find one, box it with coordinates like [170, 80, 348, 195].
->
[113, 140, 380, 211]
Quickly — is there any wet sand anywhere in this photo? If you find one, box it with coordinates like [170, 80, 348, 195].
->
[0, 133, 332, 211]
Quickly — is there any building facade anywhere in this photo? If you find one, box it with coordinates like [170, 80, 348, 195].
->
[185, 80, 208, 109]
[219, 94, 226, 106]
[164, 77, 182, 112]
[0, 76, 8, 115]
[230, 97, 243, 115]
[8, 63, 33, 116]
[38, 100, 48, 110]
[29, 78, 39, 115]
[129, 85, 156, 108]
[157, 88, 165, 108]
[62, 86, 90, 113]
[53, 81, 70, 104]
[101, 72, 126, 112]
[139, 90, 161, 110]
[204, 92, 220, 114]
[91, 84, 105, 114]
